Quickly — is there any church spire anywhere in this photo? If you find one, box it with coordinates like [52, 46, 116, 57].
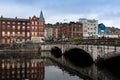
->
[39, 10, 45, 22]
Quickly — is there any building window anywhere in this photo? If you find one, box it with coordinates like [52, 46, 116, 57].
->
[22, 22, 25, 25]
[32, 26, 34, 30]
[84, 30, 87, 32]
[7, 22, 10, 24]
[2, 25, 5, 29]
[35, 21, 37, 25]
[88, 32, 90, 34]
[17, 63, 20, 68]
[17, 32, 20, 36]
[31, 63, 34, 67]
[7, 63, 10, 69]
[32, 21, 34, 25]
[94, 27, 97, 30]
[12, 64, 15, 68]
[18, 22, 20, 25]
[22, 63, 25, 68]
[27, 23, 30, 25]
[12, 32, 15, 36]
[12, 26, 15, 30]
[2, 63, 5, 68]
[12, 22, 15, 24]
[2, 21, 5, 24]
[27, 26, 30, 30]
[27, 32, 30, 37]
[73, 27, 76, 31]
[35, 32, 37, 36]
[17, 26, 20, 30]
[22, 32, 25, 36]
[32, 32, 34, 36]
[35, 27, 37, 30]
[2, 31, 5, 37]
[34, 63, 37, 67]
[7, 25, 11, 30]
[22, 26, 25, 30]
[7, 31, 10, 36]
[12, 71, 15, 74]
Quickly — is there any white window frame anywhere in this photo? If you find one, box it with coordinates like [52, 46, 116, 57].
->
[22, 26, 25, 30]
[7, 31, 10, 36]
[17, 26, 20, 30]
[2, 31, 5, 37]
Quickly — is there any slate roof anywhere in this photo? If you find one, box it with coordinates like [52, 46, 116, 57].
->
[0, 17, 29, 22]
[39, 11, 45, 22]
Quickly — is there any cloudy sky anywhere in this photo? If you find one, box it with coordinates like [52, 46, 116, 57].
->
[0, 0, 120, 27]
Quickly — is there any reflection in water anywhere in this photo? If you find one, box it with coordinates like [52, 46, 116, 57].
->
[44, 58, 83, 80]
[45, 66, 81, 80]
[50, 55, 120, 80]
[99, 55, 120, 79]
[0, 52, 119, 80]
[0, 59, 44, 80]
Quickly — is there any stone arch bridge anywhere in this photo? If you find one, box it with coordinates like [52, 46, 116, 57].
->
[41, 44, 120, 61]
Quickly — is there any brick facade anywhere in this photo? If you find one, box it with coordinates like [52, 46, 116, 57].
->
[45, 22, 83, 41]
[56, 22, 83, 41]
[0, 12, 45, 43]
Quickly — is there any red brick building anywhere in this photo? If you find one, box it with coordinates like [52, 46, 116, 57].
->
[45, 22, 83, 41]
[57, 22, 83, 41]
[107, 27, 120, 38]
[0, 11, 45, 43]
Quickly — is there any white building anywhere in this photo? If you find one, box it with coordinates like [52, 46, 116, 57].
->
[45, 26, 53, 38]
[79, 18, 98, 38]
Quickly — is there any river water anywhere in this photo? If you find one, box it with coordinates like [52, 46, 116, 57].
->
[45, 66, 81, 80]
[0, 52, 119, 80]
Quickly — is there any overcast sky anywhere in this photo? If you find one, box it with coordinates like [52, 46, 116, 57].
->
[0, 0, 120, 27]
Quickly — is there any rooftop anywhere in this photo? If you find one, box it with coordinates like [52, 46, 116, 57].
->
[0, 16, 29, 22]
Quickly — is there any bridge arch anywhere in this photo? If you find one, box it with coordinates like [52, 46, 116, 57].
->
[63, 48, 93, 67]
[51, 46, 62, 58]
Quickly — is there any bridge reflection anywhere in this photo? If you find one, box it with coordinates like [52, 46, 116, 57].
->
[0, 59, 44, 80]
[50, 55, 120, 80]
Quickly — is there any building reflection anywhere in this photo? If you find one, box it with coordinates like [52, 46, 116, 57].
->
[0, 59, 44, 80]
